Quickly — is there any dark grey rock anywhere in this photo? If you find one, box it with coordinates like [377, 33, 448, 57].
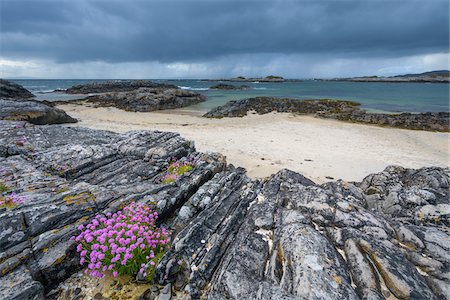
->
[0, 99, 77, 125]
[209, 83, 250, 90]
[65, 80, 177, 94]
[158, 283, 172, 300]
[204, 97, 359, 118]
[0, 119, 448, 300]
[83, 87, 206, 112]
[0, 79, 34, 99]
[138, 288, 156, 300]
[0, 266, 45, 300]
[203, 97, 450, 132]
[358, 238, 436, 299]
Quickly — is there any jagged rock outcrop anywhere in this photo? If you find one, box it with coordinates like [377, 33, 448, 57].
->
[203, 97, 360, 118]
[155, 167, 449, 299]
[0, 120, 225, 299]
[204, 97, 450, 132]
[82, 87, 206, 112]
[0, 120, 449, 300]
[0, 99, 77, 125]
[321, 110, 450, 132]
[209, 83, 250, 90]
[0, 79, 34, 99]
[65, 80, 178, 94]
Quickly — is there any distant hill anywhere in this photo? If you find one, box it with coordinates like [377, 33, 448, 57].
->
[393, 70, 450, 78]
[324, 70, 450, 83]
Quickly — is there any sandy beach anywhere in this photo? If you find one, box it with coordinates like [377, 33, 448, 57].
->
[58, 103, 449, 184]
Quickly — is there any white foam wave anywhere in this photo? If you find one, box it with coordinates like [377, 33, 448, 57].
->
[178, 86, 209, 91]
[36, 89, 56, 94]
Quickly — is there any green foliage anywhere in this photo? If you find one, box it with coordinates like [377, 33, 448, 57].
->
[159, 156, 196, 184]
[0, 184, 9, 193]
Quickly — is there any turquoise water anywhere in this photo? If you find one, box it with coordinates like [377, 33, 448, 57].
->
[12, 79, 450, 113]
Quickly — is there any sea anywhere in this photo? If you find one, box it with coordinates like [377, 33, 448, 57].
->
[11, 79, 450, 113]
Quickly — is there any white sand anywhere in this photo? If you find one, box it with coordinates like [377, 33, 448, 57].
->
[58, 104, 450, 184]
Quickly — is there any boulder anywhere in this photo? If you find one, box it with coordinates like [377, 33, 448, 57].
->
[0, 99, 77, 125]
[0, 79, 34, 99]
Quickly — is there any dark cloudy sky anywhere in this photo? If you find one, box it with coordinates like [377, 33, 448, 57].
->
[1, 0, 449, 79]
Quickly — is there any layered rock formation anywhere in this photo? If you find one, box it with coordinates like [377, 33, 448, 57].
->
[0, 120, 449, 300]
[0, 79, 35, 99]
[65, 80, 178, 94]
[0, 120, 225, 300]
[204, 97, 450, 132]
[79, 88, 205, 112]
[0, 99, 77, 125]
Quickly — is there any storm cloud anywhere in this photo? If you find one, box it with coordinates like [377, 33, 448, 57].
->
[0, 0, 449, 78]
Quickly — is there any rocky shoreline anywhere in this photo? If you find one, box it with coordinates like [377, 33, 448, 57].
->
[2, 79, 448, 132]
[0, 119, 449, 300]
[203, 97, 450, 132]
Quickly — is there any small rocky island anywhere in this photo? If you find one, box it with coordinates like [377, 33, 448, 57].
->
[0, 120, 449, 300]
[204, 97, 450, 132]
[65, 80, 178, 94]
[81, 88, 206, 112]
[62, 80, 207, 112]
[209, 83, 250, 90]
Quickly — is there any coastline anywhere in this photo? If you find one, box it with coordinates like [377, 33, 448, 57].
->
[57, 103, 450, 183]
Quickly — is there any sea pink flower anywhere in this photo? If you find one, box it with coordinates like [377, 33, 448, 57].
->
[73, 202, 170, 278]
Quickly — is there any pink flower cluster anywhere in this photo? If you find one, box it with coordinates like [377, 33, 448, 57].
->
[72, 202, 171, 279]
[0, 192, 26, 208]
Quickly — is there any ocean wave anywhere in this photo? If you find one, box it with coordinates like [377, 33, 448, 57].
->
[36, 89, 57, 94]
[178, 86, 209, 91]
[253, 87, 268, 90]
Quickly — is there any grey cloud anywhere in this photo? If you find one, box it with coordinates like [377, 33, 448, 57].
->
[1, 0, 448, 65]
